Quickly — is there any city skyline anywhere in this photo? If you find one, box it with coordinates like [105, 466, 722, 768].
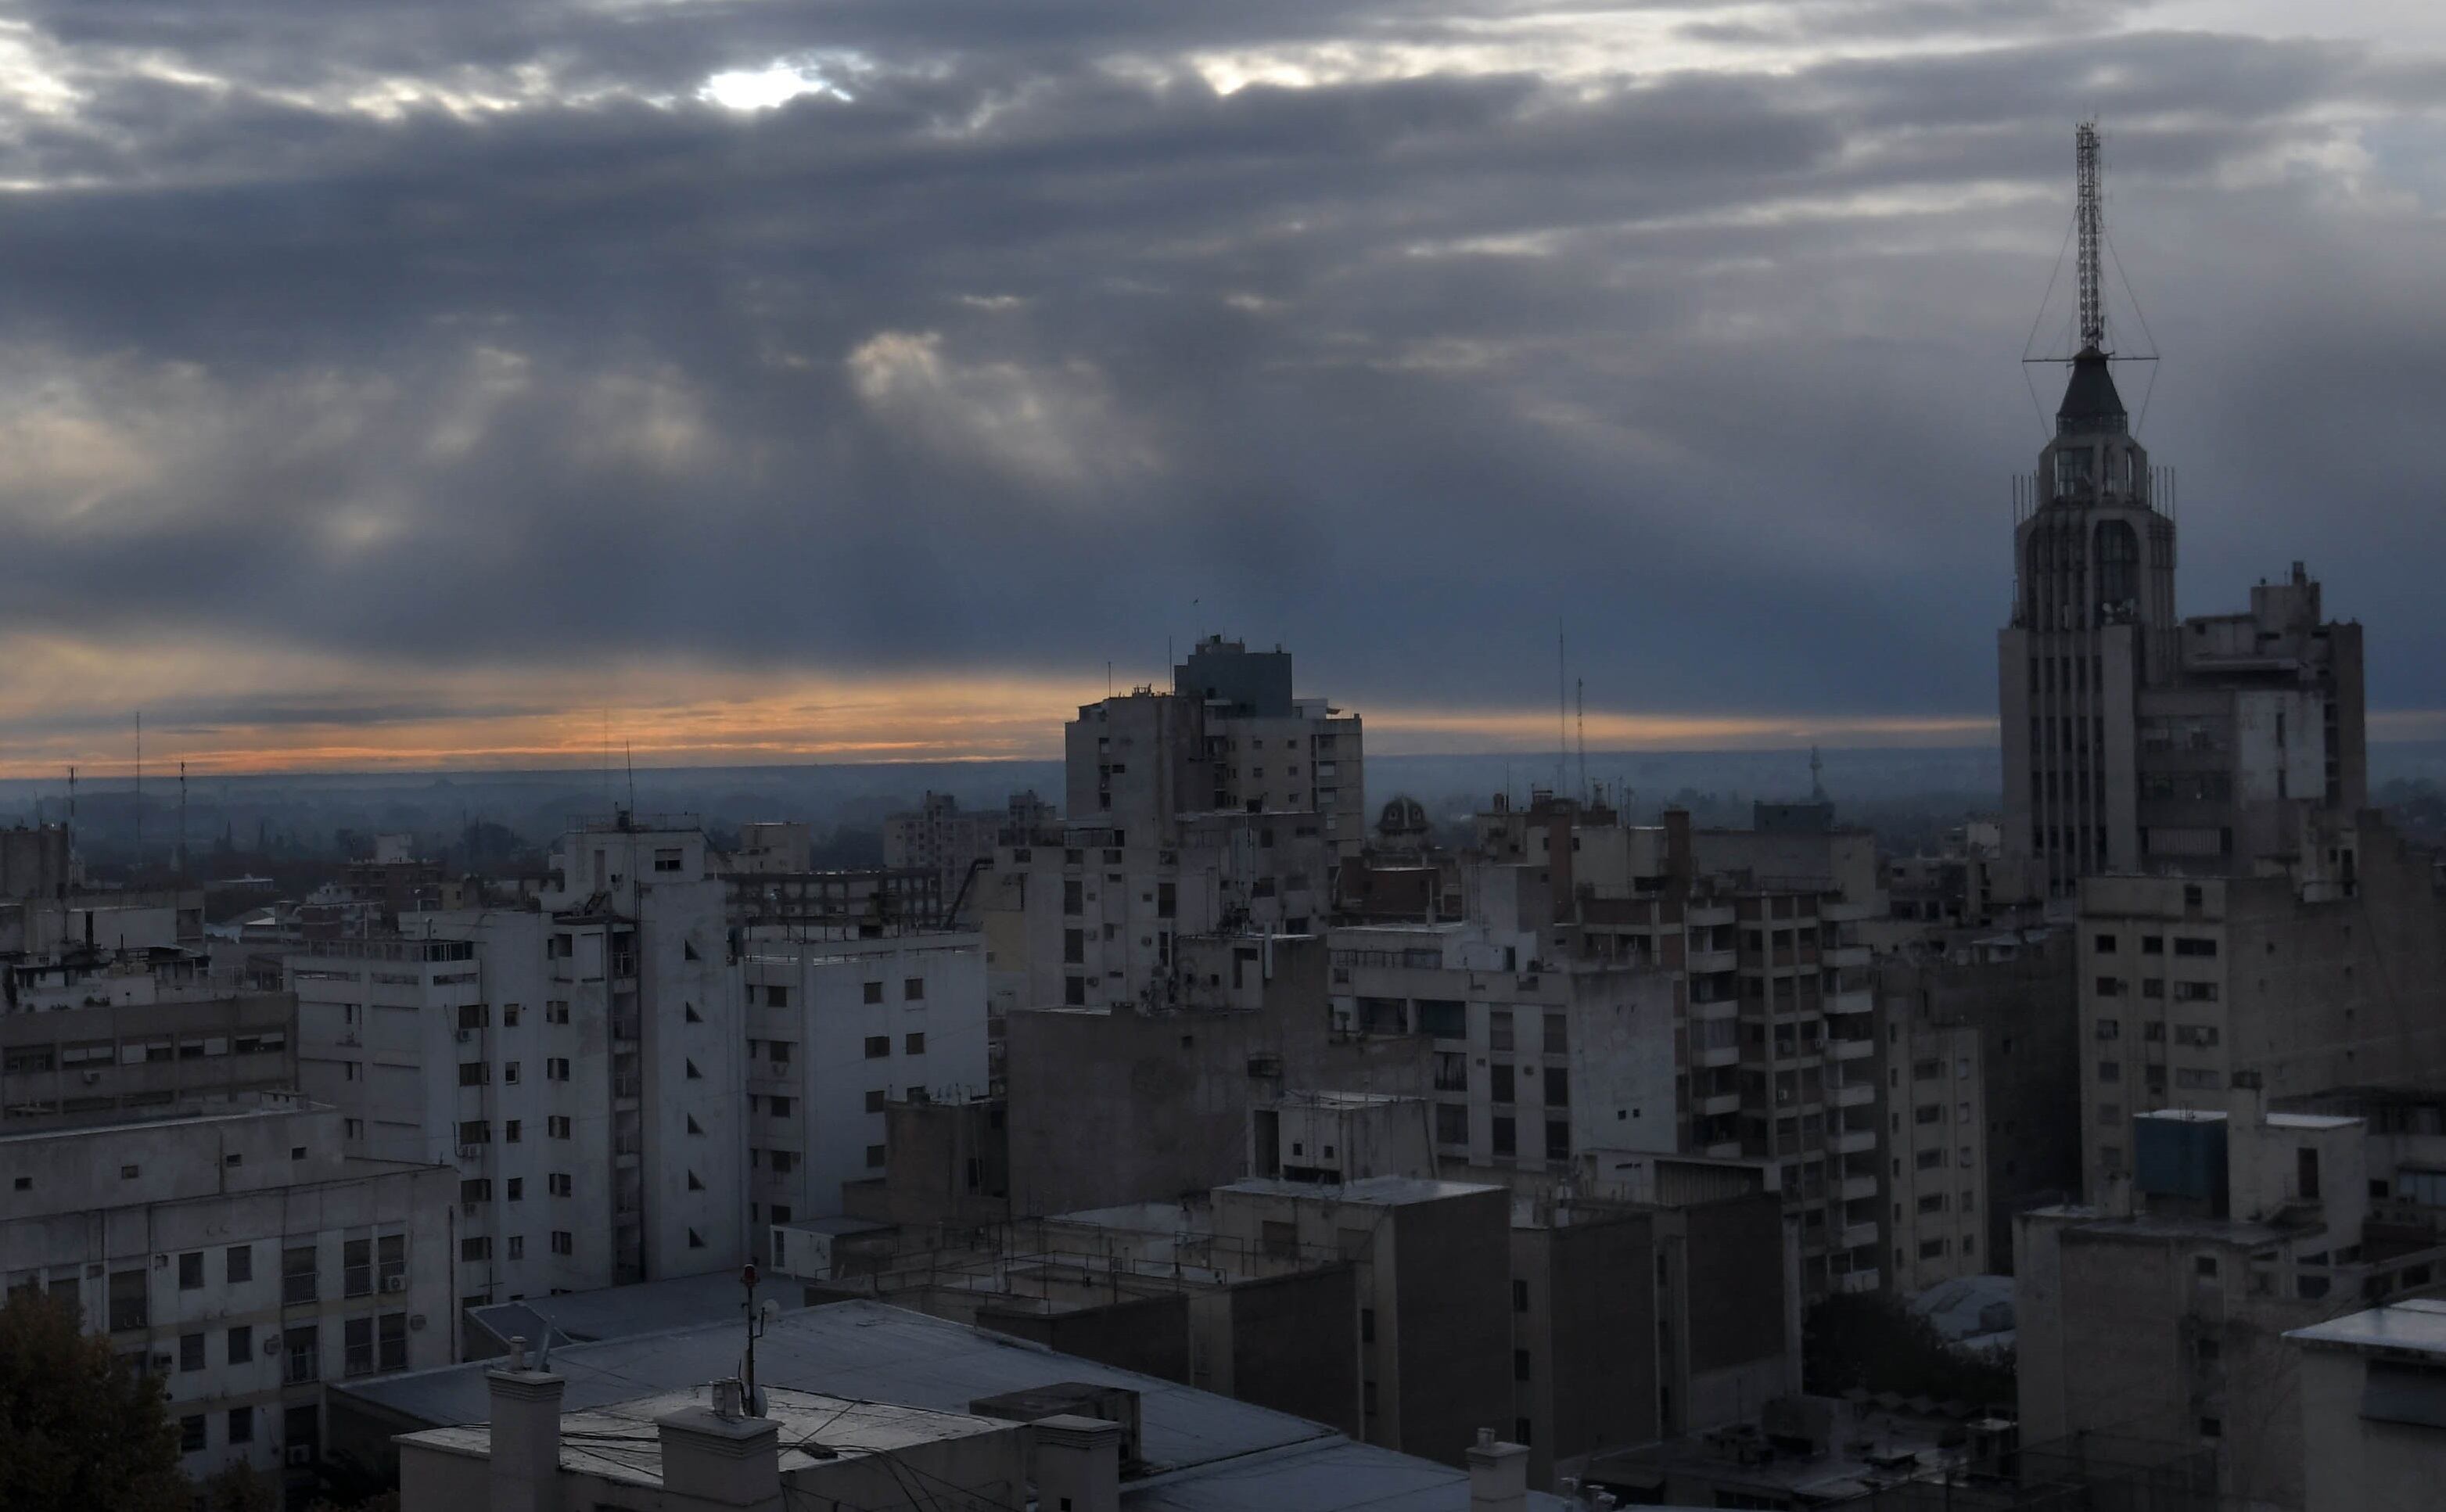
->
[2, 2, 2442, 774]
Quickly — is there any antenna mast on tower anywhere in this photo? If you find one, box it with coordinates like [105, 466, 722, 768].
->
[2075, 120, 2104, 351]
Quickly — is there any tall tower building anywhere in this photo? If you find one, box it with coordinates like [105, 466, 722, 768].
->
[1999, 124, 2364, 899]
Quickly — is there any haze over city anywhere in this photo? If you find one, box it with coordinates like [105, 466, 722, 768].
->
[0, 1, 2442, 774]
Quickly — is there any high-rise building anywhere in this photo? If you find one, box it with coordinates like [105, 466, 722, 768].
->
[1999, 125, 2365, 898]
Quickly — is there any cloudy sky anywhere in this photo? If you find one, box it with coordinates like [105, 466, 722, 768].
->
[0, 0, 2440, 774]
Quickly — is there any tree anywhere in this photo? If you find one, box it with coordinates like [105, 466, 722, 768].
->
[0, 1288, 188, 1512]
[198, 1464, 281, 1511]
[1802, 1291, 2015, 1407]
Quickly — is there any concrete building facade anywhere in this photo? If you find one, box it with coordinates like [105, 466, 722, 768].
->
[0, 1095, 455, 1486]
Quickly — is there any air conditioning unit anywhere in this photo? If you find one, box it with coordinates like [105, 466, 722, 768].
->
[260, 1334, 280, 1352]
[382, 1275, 408, 1293]
[286, 1446, 314, 1467]
[81, 1071, 102, 1085]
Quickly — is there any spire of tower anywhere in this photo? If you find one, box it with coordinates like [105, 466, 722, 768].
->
[2075, 120, 2103, 352]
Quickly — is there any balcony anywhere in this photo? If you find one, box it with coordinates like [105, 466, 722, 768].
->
[1833, 1268, 1882, 1295]
[1840, 1222, 1880, 1251]
[1834, 1083, 1877, 1108]
[1824, 944, 1872, 969]
[1841, 1174, 1878, 1201]
[1700, 1043, 1740, 1068]
[1701, 1093, 1742, 1118]
[1830, 1036, 1874, 1061]
[1688, 948, 1739, 975]
[1823, 989, 1874, 1015]
[1832, 1129, 1876, 1155]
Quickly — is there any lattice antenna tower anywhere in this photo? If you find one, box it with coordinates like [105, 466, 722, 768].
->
[2075, 119, 2104, 352]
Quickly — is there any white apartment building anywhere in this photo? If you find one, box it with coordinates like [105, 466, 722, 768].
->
[1882, 1020, 1989, 1291]
[738, 931, 990, 1246]
[289, 817, 746, 1320]
[1326, 922, 1679, 1174]
[0, 1095, 454, 1484]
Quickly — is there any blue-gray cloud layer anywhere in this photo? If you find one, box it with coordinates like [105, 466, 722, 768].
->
[0, 0, 2440, 725]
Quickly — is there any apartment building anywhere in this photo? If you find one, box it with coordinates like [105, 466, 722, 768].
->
[1326, 921, 1678, 1175]
[738, 930, 989, 1244]
[882, 792, 1051, 898]
[289, 816, 746, 1319]
[984, 810, 1331, 1016]
[2018, 1089, 2446, 1510]
[0, 1095, 454, 1486]
[2074, 824, 2446, 1200]
[1878, 924, 2078, 1269]
[1881, 1018, 1989, 1291]
[2, 986, 295, 1125]
[2286, 1299, 2446, 1512]
[1065, 636, 1366, 852]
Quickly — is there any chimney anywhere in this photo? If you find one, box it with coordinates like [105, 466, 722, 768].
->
[1467, 1428, 1529, 1512]
[1031, 1413, 1122, 1512]
[655, 1388, 781, 1509]
[487, 1338, 565, 1512]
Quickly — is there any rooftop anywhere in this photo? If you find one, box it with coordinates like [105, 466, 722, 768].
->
[1218, 1175, 1501, 1207]
[404, 1385, 1009, 1488]
[465, 1271, 810, 1356]
[2286, 1298, 2446, 1358]
[343, 1300, 1566, 1510]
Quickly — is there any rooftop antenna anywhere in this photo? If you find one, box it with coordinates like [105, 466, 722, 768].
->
[178, 761, 189, 881]
[133, 712, 143, 874]
[1556, 625, 1567, 799]
[2075, 119, 2103, 352]
[1575, 677, 1587, 806]
[1809, 745, 1826, 804]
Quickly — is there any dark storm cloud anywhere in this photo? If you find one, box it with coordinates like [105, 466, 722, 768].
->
[0, 0, 2439, 744]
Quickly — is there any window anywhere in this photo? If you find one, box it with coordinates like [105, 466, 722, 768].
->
[282, 1245, 318, 1305]
[1543, 1014, 1568, 1054]
[770, 1095, 793, 1117]
[2095, 1018, 2121, 1040]
[1918, 1193, 1946, 1213]
[1543, 1067, 1569, 1106]
[462, 1237, 490, 1262]
[1514, 1349, 1531, 1381]
[1514, 1417, 1533, 1446]
[903, 977, 925, 1002]
[1916, 1149, 1944, 1170]
[285, 1325, 318, 1385]
[1262, 1220, 1300, 1261]
[551, 1231, 573, 1256]
[106, 1269, 147, 1332]
[1919, 1238, 1948, 1259]
[654, 847, 684, 872]
[180, 1413, 206, 1453]
[1915, 1104, 1942, 1125]
[2098, 1060, 2121, 1083]
[228, 1407, 253, 1446]
[178, 1251, 204, 1290]
[226, 1245, 252, 1284]
[379, 1313, 407, 1372]
[763, 985, 788, 1008]
[864, 1036, 891, 1059]
[228, 1325, 252, 1364]
[343, 1237, 372, 1298]
[2174, 981, 2220, 1002]
[864, 980, 885, 1004]
[769, 1151, 796, 1175]
[2174, 937, 2218, 957]
[457, 1119, 490, 1145]
[1492, 1115, 1516, 1158]
[1490, 1064, 1514, 1104]
[501, 1061, 520, 1084]
[1913, 1058, 1941, 1081]
[345, 1316, 375, 1377]
[1513, 1280, 1529, 1313]
[2094, 977, 2125, 997]
[546, 1058, 569, 1081]
[548, 1115, 573, 1139]
[1435, 1104, 1470, 1145]
[1489, 1011, 1514, 1053]
[905, 1033, 925, 1056]
[1545, 1119, 1571, 1162]
[1359, 1307, 1375, 1343]
[180, 1332, 205, 1372]
[2175, 1068, 2221, 1090]
[2174, 1025, 2220, 1047]
[866, 1144, 887, 1169]
[505, 1119, 522, 1143]
[550, 1173, 573, 1196]
[2094, 933, 2117, 954]
[507, 1237, 524, 1260]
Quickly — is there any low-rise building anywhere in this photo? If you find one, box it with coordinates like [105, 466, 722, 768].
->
[2286, 1298, 2446, 1512]
[0, 1094, 455, 1488]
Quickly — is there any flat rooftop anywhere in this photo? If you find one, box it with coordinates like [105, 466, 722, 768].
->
[404, 1385, 1008, 1487]
[467, 1271, 809, 1356]
[342, 1300, 1570, 1510]
[1219, 1175, 1502, 1207]
[2287, 1298, 2446, 1357]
